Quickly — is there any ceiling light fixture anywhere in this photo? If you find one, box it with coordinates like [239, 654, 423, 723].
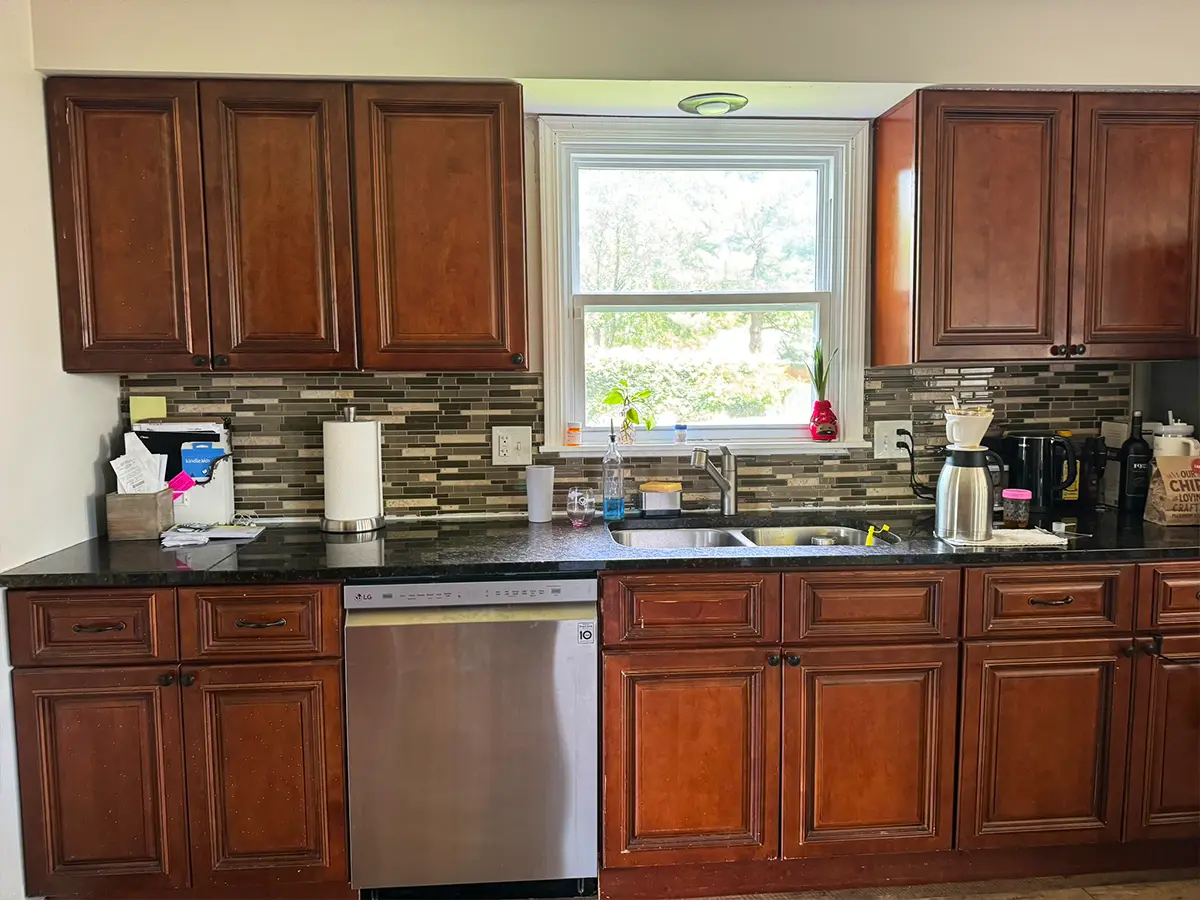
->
[678, 92, 749, 116]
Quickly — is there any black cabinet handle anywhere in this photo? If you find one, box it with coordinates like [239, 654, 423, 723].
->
[1074, 344, 1086, 356]
[1142, 634, 1200, 665]
[785, 655, 801, 667]
[235, 618, 286, 629]
[213, 355, 230, 367]
[192, 355, 208, 367]
[158, 673, 176, 686]
[766, 654, 782, 667]
[179, 673, 196, 687]
[72, 622, 126, 633]
[511, 352, 525, 366]
[1049, 344, 1063, 356]
[1028, 596, 1074, 607]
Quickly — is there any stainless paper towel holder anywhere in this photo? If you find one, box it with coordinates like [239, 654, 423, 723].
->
[320, 406, 386, 534]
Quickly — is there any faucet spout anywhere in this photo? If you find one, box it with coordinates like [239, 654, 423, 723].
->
[689, 446, 738, 515]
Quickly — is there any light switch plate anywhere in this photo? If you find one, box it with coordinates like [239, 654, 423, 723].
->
[492, 425, 533, 466]
[873, 419, 914, 459]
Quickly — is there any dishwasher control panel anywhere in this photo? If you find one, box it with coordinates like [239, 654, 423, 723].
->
[343, 578, 597, 610]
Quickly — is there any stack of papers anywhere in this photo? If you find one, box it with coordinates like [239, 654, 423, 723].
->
[942, 527, 1069, 548]
[160, 524, 265, 549]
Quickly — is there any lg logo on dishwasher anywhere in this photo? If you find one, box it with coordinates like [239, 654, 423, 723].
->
[577, 622, 595, 644]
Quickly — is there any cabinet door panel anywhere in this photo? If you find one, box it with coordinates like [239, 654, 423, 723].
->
[1071, 94, 1200, 359]
[182, 662, 347, 889]
[783, 569, 960, 643]
[959, 639, 1132, 849]
[46, 78, 210, 371]
[12, 667, 189, 897]
[781, 644, 957, 857]
[353, 82, 527, 370]
[918, 92, 1073, 361]
[202, 81, 357, 370]
[1125, 635, 1200, 840]
[603, 649, 780, 867]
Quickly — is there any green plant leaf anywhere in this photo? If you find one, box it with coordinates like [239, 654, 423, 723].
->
[632, 389, 652, 401]
[643, 413, 655, 431]
[602, 389, 624, 405]
[626, 407, 641, 425]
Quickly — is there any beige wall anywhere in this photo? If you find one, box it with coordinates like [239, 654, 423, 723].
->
[29, 0, 1200, 85]
[1, 0, 121, 895]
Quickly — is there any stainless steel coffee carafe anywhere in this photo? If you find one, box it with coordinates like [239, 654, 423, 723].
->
[935, 446, 1002, 542]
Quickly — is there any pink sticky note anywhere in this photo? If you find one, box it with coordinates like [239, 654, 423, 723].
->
[168, 470, 196, 499]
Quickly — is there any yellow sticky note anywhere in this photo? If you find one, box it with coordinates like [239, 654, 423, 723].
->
[130, 396, 167, 423]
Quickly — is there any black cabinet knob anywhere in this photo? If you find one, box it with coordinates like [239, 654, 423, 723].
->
[1074, 344, 1086, 356]
[157, 673, 175, 686]
[192, 355, 208, 367]
[1049, 344, 1063, 357]
[766, 654, 782, 667]
[179, 673, 196, 687]
[213, 355, 230, 367]
[785, 655, 801, 667]
[510, 352, 525, 366]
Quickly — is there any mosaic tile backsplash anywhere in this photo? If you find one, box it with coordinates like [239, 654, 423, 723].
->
[122, 363, 1131, 518]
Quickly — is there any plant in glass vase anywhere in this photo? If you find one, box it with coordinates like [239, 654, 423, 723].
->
[805, 340, 839, 441]
[603, 379, 656, 444]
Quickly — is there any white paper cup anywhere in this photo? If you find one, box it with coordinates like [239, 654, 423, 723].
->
[525, 465, 555, 523]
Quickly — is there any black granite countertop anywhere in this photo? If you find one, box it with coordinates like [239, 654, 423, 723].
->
[1, 509, 1197, 589]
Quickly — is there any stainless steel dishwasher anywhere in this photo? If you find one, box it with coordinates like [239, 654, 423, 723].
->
[343, 578, 599, 891]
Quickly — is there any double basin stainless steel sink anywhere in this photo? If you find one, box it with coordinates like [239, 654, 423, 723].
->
[610, 524, 901, 549]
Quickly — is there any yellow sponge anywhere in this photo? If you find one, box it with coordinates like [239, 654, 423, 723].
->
[639, 481, 683, 493]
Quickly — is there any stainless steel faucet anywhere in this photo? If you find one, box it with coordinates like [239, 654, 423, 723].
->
[690, 446, 738, 515]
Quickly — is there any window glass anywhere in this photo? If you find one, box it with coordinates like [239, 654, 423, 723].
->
[583, 307, 818, 427]
[577, 168, 820, 293]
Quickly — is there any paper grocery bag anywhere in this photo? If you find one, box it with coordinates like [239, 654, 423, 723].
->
[1144, 456, 1200, 525]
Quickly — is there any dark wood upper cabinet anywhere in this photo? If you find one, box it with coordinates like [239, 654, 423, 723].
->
[874, 89, 1200, 364]
[602, 648, 780, 868]
[780, 643, 958, 858]
[1071, 93, 1200, 359]
[352, 81, 528, 371]
[1124, 634, 1200, 841]
[875, 91, 1074, 364]
[182, 662, 348, 890]
[12, 666, 190, 897]
[958, 638, 1132, 850]
[47, 78, 211, 372]
[201, 81, 357, 370]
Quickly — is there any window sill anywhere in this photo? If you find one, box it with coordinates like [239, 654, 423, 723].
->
[540, 440, 868, 458]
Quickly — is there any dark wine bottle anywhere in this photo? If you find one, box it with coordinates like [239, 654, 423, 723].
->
[1118, 411, 1152, 513]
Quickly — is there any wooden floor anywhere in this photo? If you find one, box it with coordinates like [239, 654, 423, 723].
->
[710, 870, 1199, 900]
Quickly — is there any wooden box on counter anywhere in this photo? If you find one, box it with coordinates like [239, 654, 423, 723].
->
[105, 489, 173, 540]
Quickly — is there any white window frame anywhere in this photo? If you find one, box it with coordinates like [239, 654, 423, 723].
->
[538, 116, 870, 455]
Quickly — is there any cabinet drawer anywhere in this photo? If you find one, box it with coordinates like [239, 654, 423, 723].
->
[178, 584, 340, 661]
[965, 565, 1134, 637]
[6, 589, 178, 667]
[601, 572, 781, 647]
[1137, 561, 1200, 632]
[783, 569, 960, 642]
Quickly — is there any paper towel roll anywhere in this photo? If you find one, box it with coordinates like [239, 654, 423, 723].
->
[323, 419, 383, 523]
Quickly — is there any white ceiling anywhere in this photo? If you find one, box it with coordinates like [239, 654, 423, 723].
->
[518, 79, 927, 119]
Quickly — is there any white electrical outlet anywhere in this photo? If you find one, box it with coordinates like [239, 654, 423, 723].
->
[492, 425, 533, 466]
[873, 420, 914, 459]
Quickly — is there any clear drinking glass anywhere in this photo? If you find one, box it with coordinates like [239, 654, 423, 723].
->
[566, 488, 596, 528]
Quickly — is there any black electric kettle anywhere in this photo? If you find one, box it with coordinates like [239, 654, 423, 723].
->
[1001, 432, 1078, 513]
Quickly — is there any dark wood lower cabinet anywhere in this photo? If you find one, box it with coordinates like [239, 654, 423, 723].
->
[603, 648, 781, 867]
[1124, 635, 1200, 841]
[12, 666, 190, 898]
[183, 662, 348, 889]
[958, 638, 1133, 849]
[781, 644, 958, 857]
